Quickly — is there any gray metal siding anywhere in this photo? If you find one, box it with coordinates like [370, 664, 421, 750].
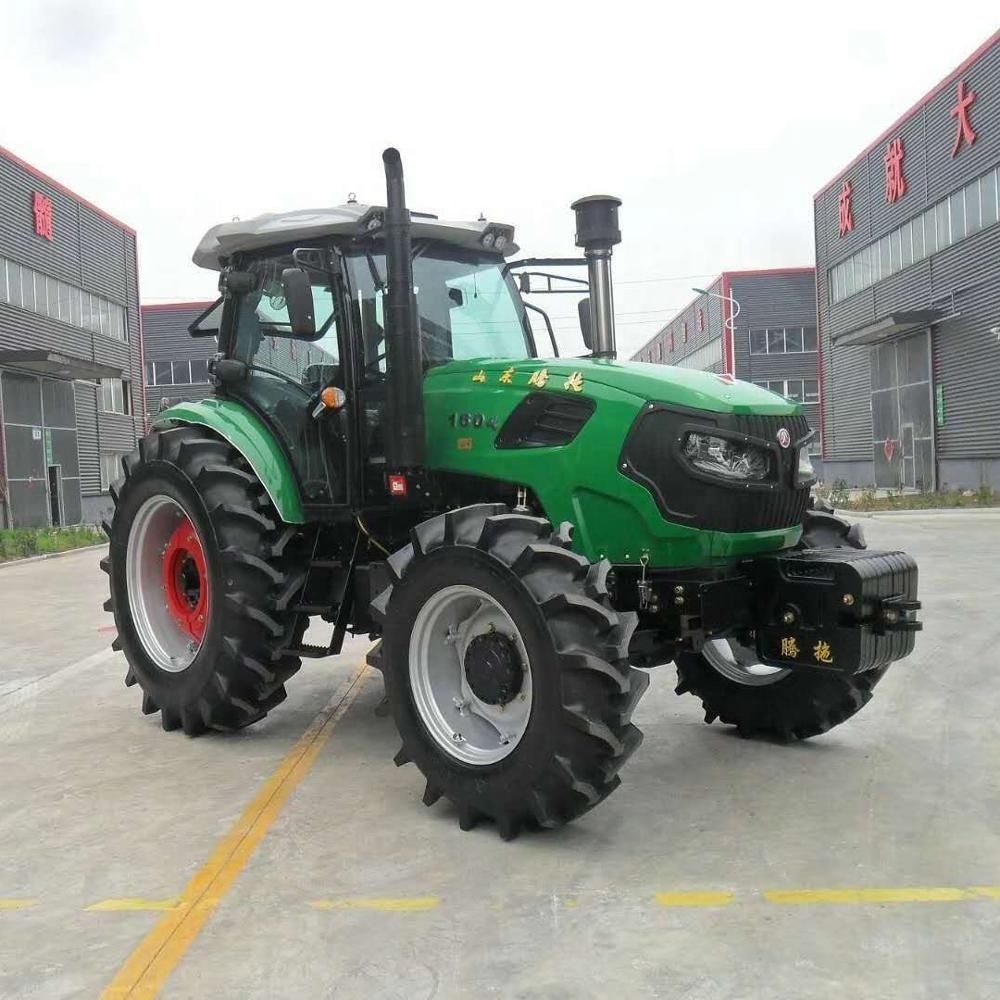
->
[141, 304, 216, 362]
[79, 211, 128, 303]
[731, 272, 818, 387]
[815, 34, 1000, 473]
[0, 156, 86, 288]
[0, 147, 141, 515]
[146, 383, 214, 416]
[923, 45, 1000, 205]
[140, 304, 219, 420]
[0, 302, 93, 359]
[75, 383, 100, 495]
[929, 223, 1000, 459]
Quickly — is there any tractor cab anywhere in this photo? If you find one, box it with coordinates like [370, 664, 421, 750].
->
[187, 208, 544, 514]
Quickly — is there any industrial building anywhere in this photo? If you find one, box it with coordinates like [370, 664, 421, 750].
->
[815, 27, 1000, 491]
[140, 302, 216, 418]
[0, 145, 143, 528]
[631, 269, 821, 455]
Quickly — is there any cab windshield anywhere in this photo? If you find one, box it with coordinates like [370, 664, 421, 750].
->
[346, 245, 534, 371]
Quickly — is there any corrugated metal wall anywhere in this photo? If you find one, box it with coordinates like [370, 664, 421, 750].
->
[140, 304, 218, 418]
[816, 34, 1000, 477]
[632, 276, 725, 366]
[929, 224, 1000, 459]
[730, 271, 820, 446]
[0, 148, 141, 522]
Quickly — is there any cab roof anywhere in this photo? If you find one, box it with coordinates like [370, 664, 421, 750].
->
[191, 202, 519, 271]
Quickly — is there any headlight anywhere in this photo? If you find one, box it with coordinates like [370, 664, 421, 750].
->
[682, 432, 774, 482]
[796, 448, 816, 485]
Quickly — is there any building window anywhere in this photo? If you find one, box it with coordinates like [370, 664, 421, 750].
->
[99, 378, 130, 415]
[682, 320, 688, 343]
[756, 378, 819, 404]
[749, 326, 817, 354]
[100, 452, 128, 491]
[0, 254, 127, 342]
[830, 162, 1000, 304]
[669, 329, 675, 352]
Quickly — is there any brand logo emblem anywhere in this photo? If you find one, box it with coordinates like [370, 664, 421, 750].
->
[776, 428, 791, 449]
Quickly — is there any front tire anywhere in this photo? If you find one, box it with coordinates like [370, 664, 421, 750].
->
[101, 425, 308, 735]
[675, 509, 884, 742]
[370, 504, 648, 839]
[674, 638, 888, 741]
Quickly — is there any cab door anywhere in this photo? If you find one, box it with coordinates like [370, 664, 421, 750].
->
[223, 250, 349, 508]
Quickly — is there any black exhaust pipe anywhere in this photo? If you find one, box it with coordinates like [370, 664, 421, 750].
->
[382, 147, 425, 470]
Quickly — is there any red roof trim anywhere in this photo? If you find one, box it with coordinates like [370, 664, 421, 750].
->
[0, 143, 136, 236]
[141, 301, 216, 312]
[724, 267, 814, 279]
[814, 28, 1000, 200]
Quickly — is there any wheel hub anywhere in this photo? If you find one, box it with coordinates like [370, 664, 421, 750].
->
[408, 584, 533, 766]
[162, 517, 209, 642]
[464, 631, 524, 706]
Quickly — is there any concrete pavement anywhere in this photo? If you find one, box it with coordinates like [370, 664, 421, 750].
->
[1, 514, 999, 999]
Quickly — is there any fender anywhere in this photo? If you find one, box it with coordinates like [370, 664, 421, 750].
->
[151, 398, 305, 524]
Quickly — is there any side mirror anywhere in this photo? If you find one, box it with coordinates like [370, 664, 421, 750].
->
[281, 267, 316, 337]
[577, 297, 593, 352]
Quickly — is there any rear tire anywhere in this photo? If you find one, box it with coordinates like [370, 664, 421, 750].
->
[370, 504, 648, 839]
[102, 425, 308, 735]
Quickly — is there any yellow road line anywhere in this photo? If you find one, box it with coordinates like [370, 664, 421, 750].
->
[309, 897, 440, 912]
[654, 891, 734, 908]
[87, 899, 180, 912]
[0, 899, 39, 910]
[101, 662, 369, 1000]
[764, 887, 973, 905]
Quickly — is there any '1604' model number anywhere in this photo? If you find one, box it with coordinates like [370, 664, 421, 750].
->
[448, 412, 499, 429]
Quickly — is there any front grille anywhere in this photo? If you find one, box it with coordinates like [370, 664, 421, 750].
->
[620, 406, 812, 534]
[495, 392, 596, 449]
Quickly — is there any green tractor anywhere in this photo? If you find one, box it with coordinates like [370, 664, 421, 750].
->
[103, 148, 921, 839]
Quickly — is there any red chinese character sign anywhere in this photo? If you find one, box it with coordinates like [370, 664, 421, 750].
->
[949, 80, 977, 157]
[884, 138, 907, 203]
[838, 180, 854, 237]
[32, 192, 53, 240]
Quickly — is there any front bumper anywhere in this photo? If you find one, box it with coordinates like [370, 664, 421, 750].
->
[651, 546, 922, 676]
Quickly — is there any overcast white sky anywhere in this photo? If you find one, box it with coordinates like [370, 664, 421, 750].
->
[1, 0, 997, 357]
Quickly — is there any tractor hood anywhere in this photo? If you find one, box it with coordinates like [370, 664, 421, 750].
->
[425, 357, 801, 416]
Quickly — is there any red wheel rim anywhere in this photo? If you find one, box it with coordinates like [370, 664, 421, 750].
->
[162, 515, 209, 643]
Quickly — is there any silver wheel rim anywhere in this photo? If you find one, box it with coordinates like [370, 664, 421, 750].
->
[125, 495, 206, 674]
[409, 584, 532, 766]
[703, 636, 791, 687]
